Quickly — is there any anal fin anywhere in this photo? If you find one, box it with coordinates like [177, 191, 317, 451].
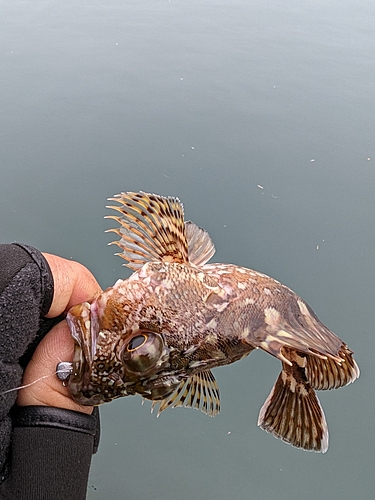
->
[152, 370, 221, 417]
[257, 361, 329, 453]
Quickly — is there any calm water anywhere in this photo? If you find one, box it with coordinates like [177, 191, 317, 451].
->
[1, 1, 374, 498]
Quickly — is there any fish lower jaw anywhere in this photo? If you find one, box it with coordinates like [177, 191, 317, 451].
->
[70, 381, 135, 405]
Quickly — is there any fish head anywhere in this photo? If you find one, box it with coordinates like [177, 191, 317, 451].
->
[66, 263, 199, 406]
[65, 191, 223, 406]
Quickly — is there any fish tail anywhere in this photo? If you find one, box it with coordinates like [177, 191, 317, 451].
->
[257, 362, 328, 453]
[306, 344, 360, 390]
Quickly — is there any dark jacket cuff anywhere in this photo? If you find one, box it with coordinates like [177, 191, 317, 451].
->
[12, 406, 100, 452]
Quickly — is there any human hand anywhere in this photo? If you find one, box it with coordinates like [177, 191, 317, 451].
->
[16, 254, 102, 414]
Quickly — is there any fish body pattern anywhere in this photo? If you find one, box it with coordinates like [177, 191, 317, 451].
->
[67, 192, 359, 453]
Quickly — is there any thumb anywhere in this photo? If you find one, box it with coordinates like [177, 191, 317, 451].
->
[42, 253, 101, 318]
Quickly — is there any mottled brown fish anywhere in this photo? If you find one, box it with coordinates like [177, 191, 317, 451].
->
[65, 192, 359, 453]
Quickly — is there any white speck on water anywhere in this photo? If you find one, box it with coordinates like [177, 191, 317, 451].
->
[367, 157, 371, 160]
[191, 146, 195, 150]
[227, 431, 231, 435]
[310, 159, 315, 162]
[257, 184, 264, 189]
[317, 239, 325, 250]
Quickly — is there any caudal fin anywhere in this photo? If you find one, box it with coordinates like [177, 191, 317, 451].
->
[257, 364, 329, 453]
[306, 344, 360, 390]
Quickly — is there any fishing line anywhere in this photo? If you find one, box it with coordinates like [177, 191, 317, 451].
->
[0, 368, 66, 396]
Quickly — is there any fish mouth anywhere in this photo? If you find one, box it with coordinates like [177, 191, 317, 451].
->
[66, 301, 102, 405]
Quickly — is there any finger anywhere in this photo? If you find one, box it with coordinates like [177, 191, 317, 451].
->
[17, 320, 93, 414]
[42, 253, 102, 318]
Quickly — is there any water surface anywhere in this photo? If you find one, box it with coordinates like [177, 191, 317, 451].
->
[1, 1, 374, 499]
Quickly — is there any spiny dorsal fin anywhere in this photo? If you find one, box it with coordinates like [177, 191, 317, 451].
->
[185, 221, 215, 266]
[105, 191, 189, 271]
[151, 370, 220, 417]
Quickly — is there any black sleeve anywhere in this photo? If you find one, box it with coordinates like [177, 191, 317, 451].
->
[0, 244, 100, 500]
[0, 406, 100, 500]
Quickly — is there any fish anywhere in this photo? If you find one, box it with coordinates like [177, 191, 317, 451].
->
[64, 191, 360, 453]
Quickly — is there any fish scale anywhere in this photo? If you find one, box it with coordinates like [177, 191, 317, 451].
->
[60, 191, 360, 454]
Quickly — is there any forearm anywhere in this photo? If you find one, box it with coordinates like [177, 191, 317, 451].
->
[0, 244, 100, 497]
[0, 407, 99, 500]
[0, 243, 54, 476]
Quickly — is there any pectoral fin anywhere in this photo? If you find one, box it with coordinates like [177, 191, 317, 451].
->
[152, 370, 221, 417]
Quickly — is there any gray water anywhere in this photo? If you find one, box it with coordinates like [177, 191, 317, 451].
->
[1, 1, 374, 499]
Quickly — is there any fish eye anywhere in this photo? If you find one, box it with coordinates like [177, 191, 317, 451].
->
[127, 334, 147, 352]
[122, 331, 163, 375]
